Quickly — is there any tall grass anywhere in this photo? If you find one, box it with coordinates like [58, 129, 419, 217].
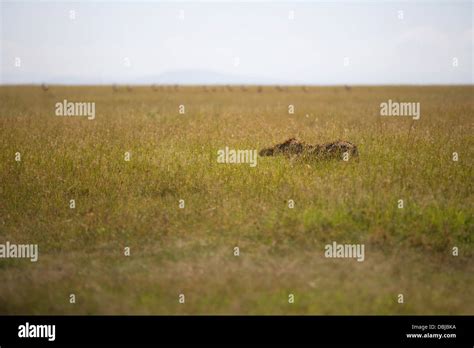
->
[0, 85, 472, 314]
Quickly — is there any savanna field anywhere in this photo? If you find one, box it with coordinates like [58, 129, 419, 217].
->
[0, 85, 472, 314]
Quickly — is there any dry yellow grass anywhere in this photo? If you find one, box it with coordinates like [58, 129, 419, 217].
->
[0, 85, 472, 314]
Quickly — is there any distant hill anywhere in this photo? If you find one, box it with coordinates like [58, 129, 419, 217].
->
[135, 69, 285, 85]
[0, 69, 289, 86]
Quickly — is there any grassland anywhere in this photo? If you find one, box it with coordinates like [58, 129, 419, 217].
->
[0, 85, 472, 314]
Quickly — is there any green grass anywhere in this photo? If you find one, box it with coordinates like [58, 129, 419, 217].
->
[0, 85, 472, 314]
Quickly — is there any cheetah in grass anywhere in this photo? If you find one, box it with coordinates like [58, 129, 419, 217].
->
[259, 138, 358, 160]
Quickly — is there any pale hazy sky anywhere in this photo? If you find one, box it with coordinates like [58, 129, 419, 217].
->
[1, 0, 472, 85]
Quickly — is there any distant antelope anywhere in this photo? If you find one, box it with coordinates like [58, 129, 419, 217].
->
[112, 84, 119, 92]
[41, 83, 49, 91]
[126, 85, 133, 92]
[345, 85, 352, 91]
[174, 84, 179, 92]
[241, 85, 248, 92]
[257, 86, 263, 93]
[302, 86, 308, 93]
[151, 84, 158, 91]
[276, 85, 283, 92]
[226, 85, 233, 92]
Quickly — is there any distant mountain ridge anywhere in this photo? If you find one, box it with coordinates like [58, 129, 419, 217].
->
[136, 69, 286, 85]
[0, 69, 290, 85]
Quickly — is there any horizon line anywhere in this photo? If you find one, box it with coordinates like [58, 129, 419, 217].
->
[1, 83, 473, 87]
